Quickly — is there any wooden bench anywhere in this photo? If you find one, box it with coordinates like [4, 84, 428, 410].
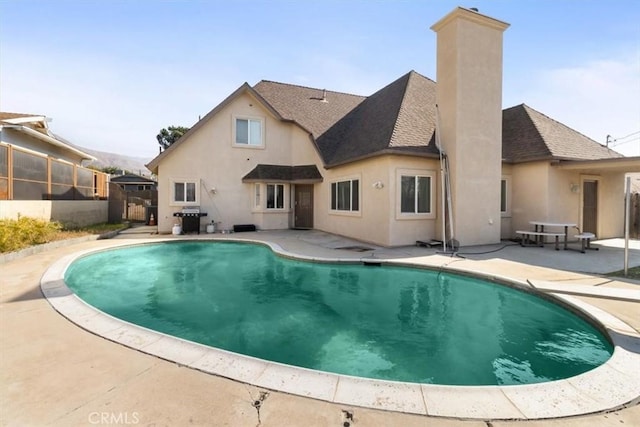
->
[515, 230, 565, 250]
[574, 232, 598, 253]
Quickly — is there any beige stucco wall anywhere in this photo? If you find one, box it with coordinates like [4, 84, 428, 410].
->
[158, 80, 623, 246]
[311, 158, 382, 245]
[548, 167, 583, 224]
[314, 155, 442, 247]
[579, 170, 625, 238]
[432, 9, 508, 246]
[505, 161, 627, 239]
[388, 156, 442, 247]
[0, 200, 108, 227]
[156, 91, 324, 233]
[510, 162, 550, 233]
[154, 88, 445, 246]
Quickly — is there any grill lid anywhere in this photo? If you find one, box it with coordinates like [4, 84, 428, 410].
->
[181, 207, 200, 214]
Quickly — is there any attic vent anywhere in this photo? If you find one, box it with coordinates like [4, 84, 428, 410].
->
[309, 89, 329, 103]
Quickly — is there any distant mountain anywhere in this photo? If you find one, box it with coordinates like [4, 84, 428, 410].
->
[54, 133, 154, 177]
[82, 147, 153, 176]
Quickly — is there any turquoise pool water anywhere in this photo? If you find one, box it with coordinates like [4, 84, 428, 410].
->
[64, 241, 613, 386]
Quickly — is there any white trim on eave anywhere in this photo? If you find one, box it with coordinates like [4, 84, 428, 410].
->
[1, 115, 47, 126]
[0, 124, 96, 161]
[552, 157, 640, 172]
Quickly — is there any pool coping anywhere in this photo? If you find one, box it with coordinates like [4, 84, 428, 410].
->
[40, 237, 640, 420]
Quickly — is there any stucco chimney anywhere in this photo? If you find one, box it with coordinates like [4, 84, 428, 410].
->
[431, 7, 509, 246]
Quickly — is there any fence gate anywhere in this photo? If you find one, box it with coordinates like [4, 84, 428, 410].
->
[108, 182, 158, 224]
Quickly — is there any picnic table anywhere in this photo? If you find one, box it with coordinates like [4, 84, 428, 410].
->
[530, 221, 577, 250]
[516, 221, 597, 252]
[515, 221, 577, 250]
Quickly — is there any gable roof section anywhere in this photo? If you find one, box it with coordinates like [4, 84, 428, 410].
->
[503, 104, 623, 163]
[148, 80, 366, 173]
[252, 81, 365, 139]
[146, 83, 286, 173]
[242, 164, 323, 183]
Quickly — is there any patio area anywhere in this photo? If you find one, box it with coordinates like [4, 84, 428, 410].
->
[1, 228, 639, 426]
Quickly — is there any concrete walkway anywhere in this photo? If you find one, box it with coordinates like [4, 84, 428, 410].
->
[1, 229, 639, 426]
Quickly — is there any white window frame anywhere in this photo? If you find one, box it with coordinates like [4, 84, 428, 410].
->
[329, 175, 361, 216]
[232, 115, 264, 148]
[170, 178, 199, 206]
[266, 183, 285, 210]
[501, 175, 511, 217]
[395, 169, 435, 220]
[252, 182, 289, 212]
[254, 183, 261, 208]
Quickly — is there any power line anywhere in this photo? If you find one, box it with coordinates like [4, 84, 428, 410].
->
[607, 131, 640, 147]
[611, 136, 640, 147]
[615, 131, 640, 141]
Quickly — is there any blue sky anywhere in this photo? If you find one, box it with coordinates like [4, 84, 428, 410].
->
[1, 0, 639, 159]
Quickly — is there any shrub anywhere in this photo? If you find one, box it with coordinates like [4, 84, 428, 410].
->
[0, 217, 62, 253]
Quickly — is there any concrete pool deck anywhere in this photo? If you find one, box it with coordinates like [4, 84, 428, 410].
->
[2, 228, 639, 426]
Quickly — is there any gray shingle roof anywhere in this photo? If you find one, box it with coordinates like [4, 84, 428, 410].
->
[242, 164, 323, 182]
[502, 104, 623, 162]
[253, 81, 365, 138]
[149, 73, 626, 173]
[255, 76, 621, 167]
[110, 174, 157, 184]
[315, 71, 439, 166]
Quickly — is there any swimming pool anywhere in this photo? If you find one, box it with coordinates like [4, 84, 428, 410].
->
[63, 240, 612, 386]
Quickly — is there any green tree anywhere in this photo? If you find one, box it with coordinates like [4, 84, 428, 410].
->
[87, 165, 123, 174]
[100, 166, 123, 175]
[157, 126, 190, 151]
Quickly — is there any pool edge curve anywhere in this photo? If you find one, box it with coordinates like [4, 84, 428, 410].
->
[40, 237, 640, 421]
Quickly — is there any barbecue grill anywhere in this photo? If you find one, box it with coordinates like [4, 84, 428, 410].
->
[173, 207, 208, 234]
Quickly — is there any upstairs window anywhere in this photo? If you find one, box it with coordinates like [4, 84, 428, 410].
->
[235, 117, 263, 146]
[331, 179, 359, 212]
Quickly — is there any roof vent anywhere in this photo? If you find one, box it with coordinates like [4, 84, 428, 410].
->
[310, 89, 329, 102]
[470, 7, 479, 12]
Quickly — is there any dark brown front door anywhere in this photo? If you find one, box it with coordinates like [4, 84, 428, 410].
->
[294, 185, 313, 229]
[582, 180, 598, 234]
